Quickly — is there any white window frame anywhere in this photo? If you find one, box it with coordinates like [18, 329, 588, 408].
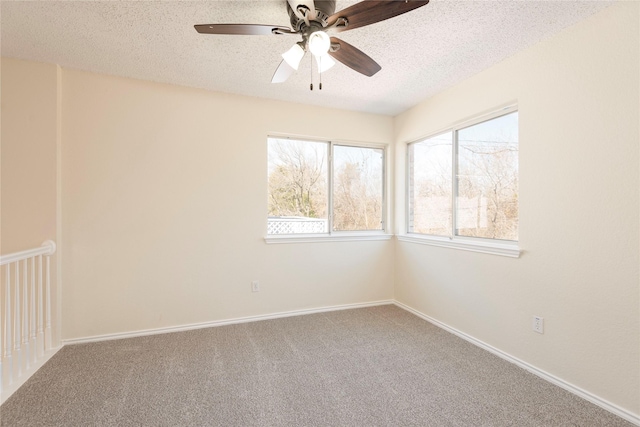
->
[265, 135, 391, 244]
[399, 104, 520, 258]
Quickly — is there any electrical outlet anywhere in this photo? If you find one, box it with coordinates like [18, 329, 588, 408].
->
[533, 316, 544, 334]
[251, 281, 260, 292]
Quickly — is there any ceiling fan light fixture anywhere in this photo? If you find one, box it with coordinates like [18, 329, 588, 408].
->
[308, 31, 330, 56]
[196, 0, 431, 84]
[282, 43, 305, 70]
[314, 54, 335, 73]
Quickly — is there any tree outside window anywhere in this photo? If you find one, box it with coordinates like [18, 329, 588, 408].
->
[268, 137, 385, 235]
[408, 110, 518, 242]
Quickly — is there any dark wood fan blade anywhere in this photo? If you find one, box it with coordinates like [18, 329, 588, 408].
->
[272, 59, 296, 83]
[329, 37, 381, 77]
[194, 24, 295, 36]
[327, 0, 429, 33]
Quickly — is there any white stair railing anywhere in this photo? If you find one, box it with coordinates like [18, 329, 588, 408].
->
[0, 240, 57, 403]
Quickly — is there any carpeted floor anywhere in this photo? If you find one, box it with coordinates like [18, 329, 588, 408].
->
[0, 305, 634, 426]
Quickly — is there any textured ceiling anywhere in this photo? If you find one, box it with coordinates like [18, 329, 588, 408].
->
[1, 0, 612, 116]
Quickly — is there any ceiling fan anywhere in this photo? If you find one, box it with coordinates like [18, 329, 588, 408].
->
[195, 0, 430, 87]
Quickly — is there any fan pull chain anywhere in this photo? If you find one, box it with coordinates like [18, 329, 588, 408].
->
[309, 55, 325, 91]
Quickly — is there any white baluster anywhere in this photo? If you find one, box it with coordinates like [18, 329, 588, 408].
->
[30, 257, 36, 365]
[3, 264, 12, 387]
[1, 265, 6, 393]
[22, 259, 29, 371]
[37, 255, 43, 359]
[14, 261, 22, 378]
[45, 255, 52, 351]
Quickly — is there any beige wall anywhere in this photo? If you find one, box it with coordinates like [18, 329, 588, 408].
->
[1, 58, 61, 344]
[61, 69, 395, 340]
[394, 2, 639, 415]
[1, 58, 59, 253]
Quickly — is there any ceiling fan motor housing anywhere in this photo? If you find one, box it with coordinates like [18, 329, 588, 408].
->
[287, 0, 336, 31]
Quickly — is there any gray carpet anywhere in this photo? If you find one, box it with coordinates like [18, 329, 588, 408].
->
[0, 305, 633, 426]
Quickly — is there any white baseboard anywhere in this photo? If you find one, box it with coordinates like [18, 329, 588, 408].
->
[1, 346, 62, 405]
[62, 299, 395, 345]
[393, 301, 640, 427]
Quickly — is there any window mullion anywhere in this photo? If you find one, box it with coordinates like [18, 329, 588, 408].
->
[384, 148, 388, 232]
[406, 144, 413, 234]
[451, 129, 458, 240]
[328, 142, 334, 235]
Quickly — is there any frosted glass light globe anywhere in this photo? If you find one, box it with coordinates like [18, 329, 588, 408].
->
[282, 43, 305, 70]
[308, 31, 330, 56]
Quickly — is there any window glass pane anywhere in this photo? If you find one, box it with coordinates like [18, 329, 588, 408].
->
[333, 145, 384, 231]
[267, 138, 328, 234]
[456, 112, 518, 240]
[408, 132, 453, 236]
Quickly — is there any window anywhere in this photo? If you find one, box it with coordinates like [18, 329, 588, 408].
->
[407, 107, 519, 250]
[267, 137, 385, 238]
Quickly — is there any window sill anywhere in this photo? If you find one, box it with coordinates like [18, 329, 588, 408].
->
[265, 233, 393, 244]
[396, 234, 520, 258]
